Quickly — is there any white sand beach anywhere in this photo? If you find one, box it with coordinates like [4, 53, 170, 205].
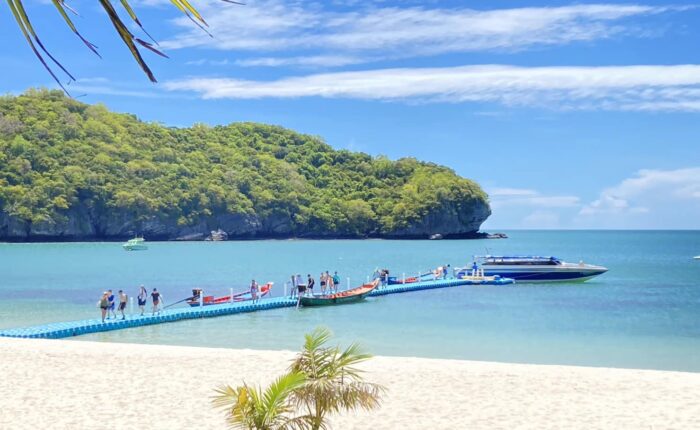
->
[1, 337, 699, 430]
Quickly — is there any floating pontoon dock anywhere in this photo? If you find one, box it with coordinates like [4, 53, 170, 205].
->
[0, 277, 499, 339]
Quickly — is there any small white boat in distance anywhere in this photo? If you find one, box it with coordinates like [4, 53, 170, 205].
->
[122, 237, 148, 251]
[694, 256, 700, 260]
[471, 255, 607, 283]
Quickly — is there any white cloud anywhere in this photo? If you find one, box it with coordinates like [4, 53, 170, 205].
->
[482, 186, 580, 229]
[185, 59, 231, 66]
[489, 188, 539, 197]
[163, 64, 700, 111]
[579, 167, 700, 216]
[157, 1, 688, 67]
[234, 55, 367, 68]
[488, 187, 580, 209]
[522, 210, 562, 228]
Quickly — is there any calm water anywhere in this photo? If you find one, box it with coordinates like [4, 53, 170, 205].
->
[1, 231, 699, 372]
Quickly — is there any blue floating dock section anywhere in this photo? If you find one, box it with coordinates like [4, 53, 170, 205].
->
[0, 296, 296, 340]
[0, 278, 492, 340]
[369, 277, 476, 297]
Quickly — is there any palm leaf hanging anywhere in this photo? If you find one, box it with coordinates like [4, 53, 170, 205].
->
[6, 0, 242, 95]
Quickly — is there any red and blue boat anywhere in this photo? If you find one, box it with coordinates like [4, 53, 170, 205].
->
[187, 282, 273, 307]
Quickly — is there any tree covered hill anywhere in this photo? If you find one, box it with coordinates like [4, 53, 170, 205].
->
[0, 89, 490, 241]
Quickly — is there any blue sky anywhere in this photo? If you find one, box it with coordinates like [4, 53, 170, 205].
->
[2, 0, 700, 229]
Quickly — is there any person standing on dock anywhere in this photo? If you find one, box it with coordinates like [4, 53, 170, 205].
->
[295, 274, 307, 296]
[107, 290, 116, 320]
[326, 271, 335, 293]
[137, 285, 147, 316]
[250, 280, 259, 303]
[99, 292, 110, 323]
[151, 288, 163, 315]
[289, 275, 297, 298]
[320, 272, 326, 295]
[307, 275, 315, 296]
[443, 264, 450, 280]
[118, 290, 128, 320]
[333, 271, 341, 292]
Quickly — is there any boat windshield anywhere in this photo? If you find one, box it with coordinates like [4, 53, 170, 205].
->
[481, 256, 561, 266]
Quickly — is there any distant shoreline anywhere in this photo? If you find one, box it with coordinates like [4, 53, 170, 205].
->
[0, 231, 506, 243]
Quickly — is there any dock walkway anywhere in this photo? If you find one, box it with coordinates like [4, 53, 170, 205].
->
[0, 278, 481, 339]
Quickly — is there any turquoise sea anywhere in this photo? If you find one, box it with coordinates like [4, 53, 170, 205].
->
[1, 231, 699, 372]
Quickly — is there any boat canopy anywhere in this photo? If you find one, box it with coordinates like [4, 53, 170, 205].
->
[476, 256, 562, 266]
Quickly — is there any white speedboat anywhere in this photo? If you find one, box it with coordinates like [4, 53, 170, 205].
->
[694, 256, 700, 260]
[461, 256, 607, 283]
[122, 237, 148, 251]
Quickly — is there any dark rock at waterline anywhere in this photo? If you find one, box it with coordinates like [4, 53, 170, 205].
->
[0, 197, 491, 241]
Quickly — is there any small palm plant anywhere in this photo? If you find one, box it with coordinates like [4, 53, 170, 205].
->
[214, 328, 385, 430]
[213, 371, 309, 430]
[289, 327, 385, 430]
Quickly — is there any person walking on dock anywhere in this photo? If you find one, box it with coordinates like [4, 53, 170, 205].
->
[99, 292, 110, 323]
[118, 290, 128, 320]
[443, 264, 450, 280]
[151, 288, 163, 315]
[137, 285, 147, 316]
[107, 290, 116, 320]
[250, 280, 259, 303]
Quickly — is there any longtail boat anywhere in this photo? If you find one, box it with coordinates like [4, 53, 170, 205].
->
[387, 276, 420, 285]
[187, 282, 272, 307]
[387, 271, 434, 285]
[300, 281, 378, 307]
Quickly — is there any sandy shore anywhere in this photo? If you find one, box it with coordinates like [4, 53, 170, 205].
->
[1, 338, 699, 430]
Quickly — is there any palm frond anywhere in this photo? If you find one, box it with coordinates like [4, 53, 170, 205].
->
[261, 371, 307, 425]
[214, 372, 307, 430]
[8, 0, 239, 93]
[289, 326, 386, 428]
[98, 0, 161, 82]
[50, 1, 100, 57]
[7, 0, 74, 94]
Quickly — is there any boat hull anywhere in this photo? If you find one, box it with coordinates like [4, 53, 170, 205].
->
[479, 267, 606, 283]
[454, 275, 516, 285]
[387, 276, 420, 285]
[300, 294, 367, 306]
[123, 245, 148, 251]
[187, 284, 272, 307]
[300, 283, 377, 307]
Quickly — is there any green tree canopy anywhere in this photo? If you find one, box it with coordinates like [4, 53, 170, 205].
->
[0, 89, 490, 239]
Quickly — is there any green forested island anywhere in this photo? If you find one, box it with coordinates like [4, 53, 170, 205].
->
[0, 89, 490, 241]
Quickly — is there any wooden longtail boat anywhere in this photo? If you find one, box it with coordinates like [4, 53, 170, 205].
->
[387, 276, 419, 285]
[387, 271, 434, 285]
[187, 283, 272, 307]
[300, 281, 378, 307]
